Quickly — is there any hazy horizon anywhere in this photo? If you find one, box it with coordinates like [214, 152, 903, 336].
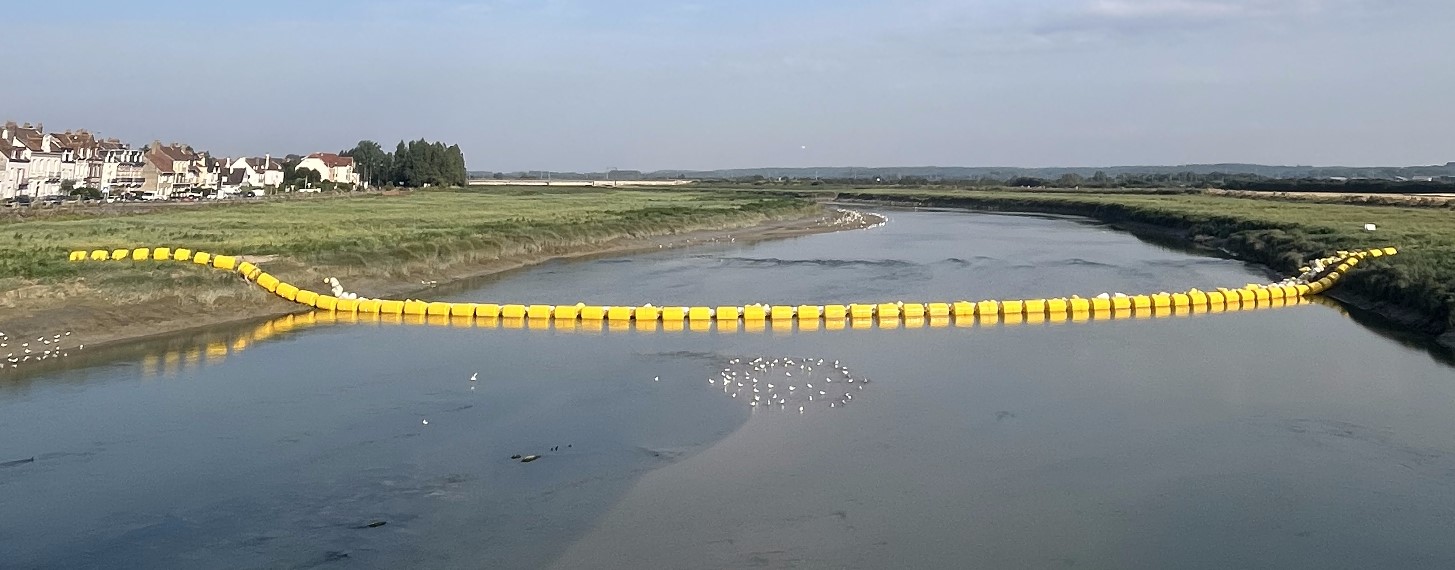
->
[8, 1, 1452, 171]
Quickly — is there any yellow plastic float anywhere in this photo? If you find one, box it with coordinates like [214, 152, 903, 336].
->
[64, 246, 1397, 331]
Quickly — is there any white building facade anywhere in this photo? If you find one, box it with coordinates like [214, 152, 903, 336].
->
[296, 152, 359, 186]
[228, 156, 285, 188]
[0, 145, 28, 199]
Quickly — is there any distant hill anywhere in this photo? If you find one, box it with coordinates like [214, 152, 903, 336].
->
[645, 163, 1455, 181]
[472, 163, 1455, 182]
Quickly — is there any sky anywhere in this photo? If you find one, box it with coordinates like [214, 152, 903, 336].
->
[5, 0, 1452, 171]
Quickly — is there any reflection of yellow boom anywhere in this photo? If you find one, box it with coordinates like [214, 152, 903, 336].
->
[68, 246, 1395, 328]
[131, 290, 1339, 379]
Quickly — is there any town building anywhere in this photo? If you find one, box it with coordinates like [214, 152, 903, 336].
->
[295, 152, 359, 186]
[219, 168, 249, 196]
[98, 140, 146, 194]
[195, 155, 229, 193]
[49, 130, 104, 188]
[2, 122, 71, 197]
[142, 142, 202, 196]
[0, 142, 28, 199]
[3, 123, 164, 198]
[228, 156, 285, 188]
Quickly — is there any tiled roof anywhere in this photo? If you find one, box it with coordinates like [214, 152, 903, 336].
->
[51, 131, 97, 151]
[17, 132, 46, 152]
[155, 144, 195, 162]
[146, 151, 176, 173]
[306, 152, 354, 168]
[246, 157, 284, 170]
[225, 168, 247, 186]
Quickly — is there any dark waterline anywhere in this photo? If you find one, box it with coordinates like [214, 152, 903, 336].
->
[3, 210, 1454, 569]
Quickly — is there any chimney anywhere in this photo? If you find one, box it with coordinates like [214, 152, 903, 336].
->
[265, 153, 271, 169]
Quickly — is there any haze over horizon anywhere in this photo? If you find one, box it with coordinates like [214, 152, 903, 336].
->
[7, 1, 1452, 171]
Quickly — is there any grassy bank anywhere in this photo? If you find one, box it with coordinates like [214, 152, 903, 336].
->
[0, 187, 820, 345]
[830, 188, 1455, 339]
[4, 188, 815, 280]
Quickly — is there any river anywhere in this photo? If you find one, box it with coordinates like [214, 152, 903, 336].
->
[3, 209, 1454, 569]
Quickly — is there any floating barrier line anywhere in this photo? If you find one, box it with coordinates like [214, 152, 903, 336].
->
[65, 246, 1397, 325]
[81, 293, 1337, 381]
[277, 294, 1330, 332]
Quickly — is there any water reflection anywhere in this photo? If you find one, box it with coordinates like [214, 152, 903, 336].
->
[344, 294, 1325, 334]
[0, 294, 1347, 386]
[9, 210, 1455, 569]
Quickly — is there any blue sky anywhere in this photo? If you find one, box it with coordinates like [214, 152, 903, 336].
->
[6, 0, 1452, 170]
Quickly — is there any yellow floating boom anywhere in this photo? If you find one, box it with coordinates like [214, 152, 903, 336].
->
[66, 247, 1396, 327]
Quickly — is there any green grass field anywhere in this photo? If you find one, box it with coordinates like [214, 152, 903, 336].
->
[0, 188, 819, 334]
[1, 188, 815, 283]
[830, 187, 1455, 333]
[9, 183, 1450, 340]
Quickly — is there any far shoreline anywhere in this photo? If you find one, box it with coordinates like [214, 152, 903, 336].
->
[832, 191, 1455, 352]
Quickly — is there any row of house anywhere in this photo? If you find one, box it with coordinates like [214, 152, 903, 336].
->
[2, 121, 360, 200]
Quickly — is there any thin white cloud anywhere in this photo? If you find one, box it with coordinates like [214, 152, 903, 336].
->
[1085, 0, 1247, 19]
[1037, 0, 1361, 36]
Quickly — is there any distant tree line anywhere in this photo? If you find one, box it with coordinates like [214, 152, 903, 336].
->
[659, 163, 1455, 182]
[723, 171, 1455, 194]
[342, 139, 468, 188]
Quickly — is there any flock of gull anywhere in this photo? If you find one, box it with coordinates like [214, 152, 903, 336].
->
[1284, 258, 1336, 288]
[2, 330, 82, 370]
[702, 356, 870, 414]
[830, 209, 887, 231]
[324, 277, 368, 301]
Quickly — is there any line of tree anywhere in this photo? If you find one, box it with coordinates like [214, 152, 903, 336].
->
[724, 171, 1455, 193]
[342, 139, 468, 188]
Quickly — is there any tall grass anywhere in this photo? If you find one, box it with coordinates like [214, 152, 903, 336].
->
[0, 189, 817, 307]
[1, 189, 814, 280]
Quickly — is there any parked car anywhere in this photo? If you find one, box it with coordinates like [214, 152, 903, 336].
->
[40, 195, 67, 205]
[4, 195, 34, 207]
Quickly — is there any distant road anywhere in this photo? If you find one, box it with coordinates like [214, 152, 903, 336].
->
[467, 179, 694, 187]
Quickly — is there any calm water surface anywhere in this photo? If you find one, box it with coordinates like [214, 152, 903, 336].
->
[3, 210, 1454, 569]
